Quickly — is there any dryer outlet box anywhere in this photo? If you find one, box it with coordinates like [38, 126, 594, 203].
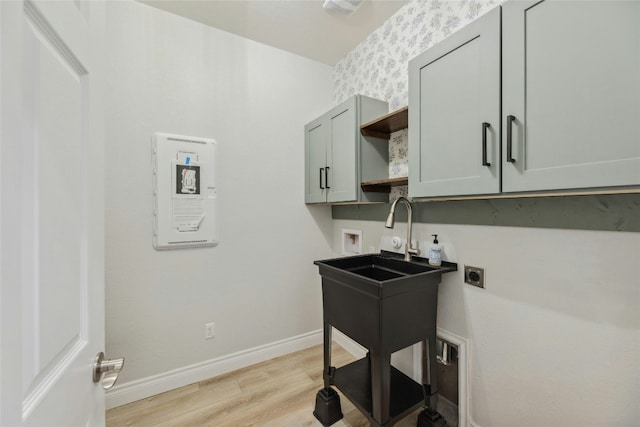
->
[464, 266, 485, 288]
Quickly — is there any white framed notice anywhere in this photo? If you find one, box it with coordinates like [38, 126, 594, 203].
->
[152, 132, 218, 249]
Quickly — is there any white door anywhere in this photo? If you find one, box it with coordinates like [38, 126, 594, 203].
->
[1, 1, 111, 426]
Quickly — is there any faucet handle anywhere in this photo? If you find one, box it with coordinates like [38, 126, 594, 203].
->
[407, 241, 419, 256]
[403, 245, 419, 262]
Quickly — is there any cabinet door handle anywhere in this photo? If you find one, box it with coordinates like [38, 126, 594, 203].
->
[319, 168, 325, 189]
[325, 167, 330, 189]
[506, 115, 516, 163]
[482, 122, 491, 167]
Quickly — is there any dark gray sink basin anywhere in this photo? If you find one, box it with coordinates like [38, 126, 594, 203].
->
[314, 251, 457, 298]
[318, 253, 438, 282]
[314, 250, 458, 354]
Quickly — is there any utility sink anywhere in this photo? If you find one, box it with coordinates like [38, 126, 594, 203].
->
[313, 251, 457, 427]
[314, 251, 456, 299]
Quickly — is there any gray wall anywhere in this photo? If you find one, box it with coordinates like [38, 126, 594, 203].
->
[332, 1, 640, 425]
[105, 0, 334, 390]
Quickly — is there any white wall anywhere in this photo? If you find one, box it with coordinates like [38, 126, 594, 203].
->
[105, 0, 334, 391]
[333, 220, 640, 426]
[332, 1, 640, 425]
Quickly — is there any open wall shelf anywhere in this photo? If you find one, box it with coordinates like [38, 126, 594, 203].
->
[360, 106, 408, 140]
[359, 106, 410, 193]
[360, 177, 408, 193]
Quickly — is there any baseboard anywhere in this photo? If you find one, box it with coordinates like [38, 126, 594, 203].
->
[106, 329, 323, 410]
[331, 328, 367, 358]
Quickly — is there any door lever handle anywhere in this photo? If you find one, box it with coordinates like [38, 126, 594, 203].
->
[93, 352, 125, 390]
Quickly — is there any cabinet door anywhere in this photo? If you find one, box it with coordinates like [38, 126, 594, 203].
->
[503, 0, 640, 192]
[409, 7, 500, 198]
[327, 98, 358, 203]
[305, 119, 327, 203]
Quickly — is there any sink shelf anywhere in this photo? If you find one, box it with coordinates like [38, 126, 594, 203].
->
[333, 357, 425, 425]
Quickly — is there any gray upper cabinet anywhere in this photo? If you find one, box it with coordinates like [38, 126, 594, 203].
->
[408, 7, 501, 198]
[305, 95, 390, 204]
[305, 119, 328, 204]
[502, 0, 640, 192]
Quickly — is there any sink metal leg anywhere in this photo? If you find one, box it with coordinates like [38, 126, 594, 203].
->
[418, 337, 448, 427]
[323, 323, 333, 388]
[421, 336, 438, 409]
[370, 350, 391, 425]
[314, 322, 343, 426]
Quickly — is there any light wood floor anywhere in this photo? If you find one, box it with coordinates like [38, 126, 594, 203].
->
[106, 343, 423, 427]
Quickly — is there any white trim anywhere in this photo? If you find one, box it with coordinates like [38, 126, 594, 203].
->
[412, 343, 422, 383]
[105, 330, 322, 410]
[331, 328, 367, 358]
[436, 328, 470, 427]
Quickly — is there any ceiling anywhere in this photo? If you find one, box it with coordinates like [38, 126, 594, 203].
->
[137, 0, 408, 65]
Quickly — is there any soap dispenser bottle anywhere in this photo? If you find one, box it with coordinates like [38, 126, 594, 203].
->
[429, 234, 442, 267]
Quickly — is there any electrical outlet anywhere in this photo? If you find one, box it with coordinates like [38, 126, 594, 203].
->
[464, 266, 485, 288]
[205, 322, 215, 339]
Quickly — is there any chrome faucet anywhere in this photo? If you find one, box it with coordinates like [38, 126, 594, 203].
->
[385, 196, 419, 261]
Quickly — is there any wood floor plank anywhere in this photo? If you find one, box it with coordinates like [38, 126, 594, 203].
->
[106, 343, 424, 427]
[108, 376, 242, 426]
[156, 369, 315, 427]
[106, 383, 200, 425]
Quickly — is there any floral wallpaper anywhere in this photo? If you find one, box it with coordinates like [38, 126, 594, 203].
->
[334, 0, 499, 199]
